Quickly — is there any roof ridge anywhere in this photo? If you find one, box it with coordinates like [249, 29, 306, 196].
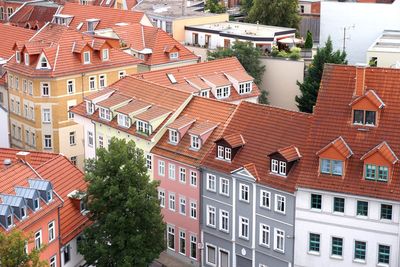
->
[241, 101, 313, 118]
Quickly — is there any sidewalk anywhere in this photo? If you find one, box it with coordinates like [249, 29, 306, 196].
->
[151, 251, 193, 267]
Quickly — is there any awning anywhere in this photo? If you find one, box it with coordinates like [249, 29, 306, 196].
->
[278, 37, 303, 44]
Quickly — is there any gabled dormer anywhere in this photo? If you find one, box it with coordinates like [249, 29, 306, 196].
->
[53, 14, 74, 26]
[0, 204, 13, 230]
[167, 115, 196, 145]
[215, 133, 245, 161]
[224, 70, 253, 95]
[86, 18, 100, 32]
[202, 74, 232, 100]
[268, 145, 301, 176]
[134, 105, 171, 136]
[164, 45, 180, 60]
[28, 179, 53, 204]
[360, 141, 398, 182]
[96, 93, 131, 122]
[115, 100, 152, 129]
[36, 52, 51, 70]
[15, 50, 21, 63]
[15, 187, 40, 212]
[188, 121, 219, 150]
[0, 194, 27, 221]
[316, 136, 353, 177]
[350, 90, 385, 127]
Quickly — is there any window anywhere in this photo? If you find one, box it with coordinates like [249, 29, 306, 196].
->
[206, 245, 216, 265]
[207, 174, 216, 192]
[200, 90, 209, 98]
[169, 193, 175, 211]
[274, 229, 285, 252]
[137, 120, 150, 135]
[99, 74, 106, 88]
[117, 114, 130, 128]
[190, 235, 197, 259]
[158, 160, 165, 176]
[49, 256, 56, 267]
[220, 178, 229, 196]
[239, 217, 249, 239]
[7, 214, 12, 227]
[40, 56, 48, 69]
[365, 164, 388, 182]
[169, 164, 176, 180]
[279, 161, 287, 175]
[219, 249, 229, 267]
[102, 49, 109, 61]
[146, 154, 152, 170]
[271, 159, 278, 173]
[378, 244, 390, 264]
[207, 205, 216, 227]
[179, 231, 186, 255]
[41, 83, 50, 96]
[216, 86, 230, 99]
[169, 52, 179, 60]
[239, 82, 252, 94]
[69, 131, 76, 146]
[42, 108, 51, 123]
[179, 197, 186, 215]
[239, 183, 249, 202]
[70, 156, 77, 166]
[83, 51, 90, 64]
[7, 7, 13, 18]
[320, 159, 343, 175]
[190, 171, 197, 186]
[166, 21, 172, 33]
[21, 206, 27, 219]
[275, 194, 286, 214]
[190, 201, 197, 219]
[97, 135, 103, 148]
[354, 241, 366, 261]
[99, 107, 111, 121]
[167, 226, 175, 250]
[311, 194, 322, 210]
[16, 51, 21, 63]
[381, 204, 392, 220]
[260, 190, 271, 209]
[353, 110, 376, 126]
[44, 135, 52, 149]
[88, 131, 93, 147]
[333, 197, 345, 213]
[67, 80, 75, 94]
[28, 81, 33, 95]
[331, 237, 343, 257]
[259, 223, 270, 247]
[48, 221, 55, 242]
[158, 190, 165, 207]
[89, 76, 96, 90]
[23, 80, 27, 93]
[118, 70, 126, 79]
[169, 129, 178, 143]
[25, 53, 30, 66]
[25, 130, 30, 144]
[0, 7, 3, 20]
[219, 210, 229, 232]
[356, 201, 368, 216]
[225, 147, 231, 160]
[309, 233, 320, 253]
[179, 167, 186, 183]
[35, 230, 42, 249]
[191, 135, 200, 149]
[217, 145, 224, 159]
[215, 145, 232, 161]
[68, 105, 75, 119]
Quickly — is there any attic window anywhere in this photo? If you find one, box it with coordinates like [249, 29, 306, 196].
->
[33, 197, 40, 211]
[190, 135, 200, 150]
[137, 120, 150, 135]
[169, 52, 179, 60]
[102, 49, 109, 61]
[239, 82, 252, 94]
[47, 190, 53, 202]
[217, 145, 231, 161]
[83, 51, 91, 64]
[365, 164, 388, 182]
[320, 159, 343, 176]
[24, 53, 29, 66]
[40, 57, 48, 69]
[200, 90, 209, 98]
[353, 110, 376, 126]
[117, 113, 130, 128]
[169, 129, 178, 144]
[15, 51, 21, 63]
[216, 86, 230, 99]
[86, 101, 94, 114]
[166, 73, 177, 84]
[7, 214, 12, 227]
[99, 107, 111, 121]
[21, 206, 27, 219]
[271, 159, 287, 176]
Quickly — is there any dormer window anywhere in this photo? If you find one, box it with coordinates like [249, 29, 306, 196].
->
[217, 145, 231, 161]
[353, 110, 376, 126]
[40, 57, 48, 69]
[239, 82, 252, 94]
[99, 107, 111, 121]
[7, 214, 12, 227]
[169, 129, 178, 144]
[170, 52, 179, 60]
[24, 53, 29, 66]
[86, 101, 94, 114]
[200, 90, 209, 98]
[365, 164, 388, 182]
[46, 190, 53, 202]
[350, 90, 384, 127]
[216, 86, 230, 99]
[33, 198, 40, 211]
[137, 120, 150, 135]
[21, 206, 26, 219]
[316, 137, 352, 177]
[270, 159, 288, 176]
[83, 51, 91, 64]
[15, 51, 21, 63]
[320, 159, 343, 176]
[191, 135, 200, 150]
[117, 113, 130, 128]
[102, 49, 109, 61]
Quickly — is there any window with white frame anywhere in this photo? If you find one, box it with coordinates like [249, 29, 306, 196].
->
[98, 135, 104, 148]
[167, 225, 175, 250]
[42, 108, 51, 123]
[274, 228, 285, 252]
[219, 209, 229, 232]
[69, 131, 76, 146]
[206, 244, 216, 265]
[207, 174, 216, 192]
[102, 49, 109, 61]
[239, 216, 249, 239]
[169, 129, 178, 144]
[207, 205, 216, 227]
[179, 197, 186, 215]
[68, 105, 75, 119]
[118, 70, 126, 79]
[275, 194, 286, 214]
[99, 107, 111, 121]
[190, 201, 197, 219]
[239, 82, 252, 94]
[49, 255, 56, 267]
[169, 164, 176, 180]
[216, 86, 230, 99]
[83, 51, 90, 64]
[158, 190, 165, 207]
[67, 80, 75, 94]
[48, 221, 55, 242]
[190, 135, 200, 149]
[179, 230, 186, 255]
[44, 135, 52, 149]
[158, 160, 165, 176]
[200, 90, 209, 98]
[190, 171, 197, 186]
[169, 193, 175, 211]
[259, 223, 270, 247]
[86, 101, 94, 114]
[279, 161, 286, 175]
[260, 190, 271, 209]
[190, 235, 197, 259]
[146, 154, 152, 170]
[23, 79, 27, 93]
[89, 76, 96, 90]
[28, 80, 33, 95]
[169, 52, 179, 60]
[39, 56, 48, 69]
[35, 230, 42, 249]
[99, 74, 106, 88]
[225, 147, 231, 160]
[24, 53, 30, 66]
[137, 120, 150, 135]
[88, 131, 93, 147]
[217, 145, 224, 159]
[41, 83, 50, 96]
[179, 167, 186, 183]
[15, 51, 21, 63]
[219, 178, 229, 196]
[271, 159, 279, 173]
[239, 183, 249, 202]
[117, 113, 130, 128]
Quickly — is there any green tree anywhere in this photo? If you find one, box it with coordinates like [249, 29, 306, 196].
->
[296, 37, 347, 113]
[205, 0, 227, 13]
[304, 30, 313, 49]
[207, 41, 266, 85]
[0, 230, 48, 267]
[258, 90, 269, 104]
[240, 0, 253, 15]
[78, 138, 165, 267]
[247, 0, 300, 29]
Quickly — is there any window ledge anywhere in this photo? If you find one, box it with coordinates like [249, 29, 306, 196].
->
[377, 264, 389, 267]
[330, 255, 343, 260]
[273, 249, 285, 254]
[353, 259, 366, 264]
[308, 251, 320, 256]
[332, 211, 345, 216]
[310, 208, 322, 213]
[356, 215, 368, 219]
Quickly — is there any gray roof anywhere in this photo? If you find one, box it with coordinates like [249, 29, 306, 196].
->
[15, 187, 38, 199]
[1, 194, 25, 207]
[28, 179, 52, 191]
[0, 204, 10, 216]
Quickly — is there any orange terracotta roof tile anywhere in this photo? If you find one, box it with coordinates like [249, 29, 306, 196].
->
[134, 105, 171, 122]
[225, 70, 253, 82]
[168, 115, 196, 130]
[217, 133, 246, 148]
[350, 89, 385, 109]
[170, 83, 199, 93]
[186, 77, 211, 90]
[316, 136, 353, 159]
[9, 4, 57, 29]
[85, 88, 115, 101]
[188, 121, 219, 136]
[202, 73, 231, 87]
[277, 145, 301, 162]
[360, 141, 398, 164]
[0, 24, 34, 59]
[97, 93, 131, 108]
[115, 99, 151, 115]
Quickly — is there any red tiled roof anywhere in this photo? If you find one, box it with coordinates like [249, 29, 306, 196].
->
[277, 145, 301, 162]
[360, 141, 398, 164]
[59, 2, 146, 31]
[134, 105, 171, 122]
[202, 73, 231, 87]
[297, 64, 400, 201]
[85, 88, 115, 101]
[349, 89, 385, 109]
[5, 23, 142, 78]
[225, 70, 253, 82]
[0, 148, 57, 168]
[9, 5, 58, 29]
[97, 93, 131, 108]
[151, 96, 237, 167]
[217, 133, 245, 148]
[188, 121, 219, 136]
[167, 115, 196, 130]
[202, 101, 312, 192]
[115, 99, 151, 115]
[0, 24, 34, 60]
[316, 136, 353, 159]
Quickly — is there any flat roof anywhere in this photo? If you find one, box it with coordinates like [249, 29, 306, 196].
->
[368, 30, 400, 53]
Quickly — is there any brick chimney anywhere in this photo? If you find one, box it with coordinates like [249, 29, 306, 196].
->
[355, 63, 367, 96]
[16, 151, 31, 163]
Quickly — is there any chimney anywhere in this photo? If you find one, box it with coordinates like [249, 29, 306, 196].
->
[354, 63, 367, 96]
[16, 151, 31, 164]
[182, 0, 187, 16]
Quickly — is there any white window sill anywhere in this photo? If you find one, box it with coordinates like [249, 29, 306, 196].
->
[310, 208, 322, 212]
[377, 263, 389, 267]
[356, 215, 368, 219]
[273, 249, 285, 254]
[353, 259, 366, 264]
[308, 251, 320, 256]
[330, 255, 343, 260]
[332, 211, 344, 216]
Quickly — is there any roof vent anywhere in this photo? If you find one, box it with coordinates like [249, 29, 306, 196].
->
[3, 159, 12, 166]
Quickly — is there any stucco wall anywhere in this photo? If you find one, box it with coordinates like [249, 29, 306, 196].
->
[0, 106, 9, 147]
[367, 50, 400, 68]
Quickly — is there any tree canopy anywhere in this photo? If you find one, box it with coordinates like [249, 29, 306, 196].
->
[205, 0, 226, 13]
[207, 41, 266, 85]
[246, 0, 300, 29]
[296, 37, 347, 113]
[78, 138, 165, 267]
[0, 230, 48, 267]
[304, 30, 313, 49]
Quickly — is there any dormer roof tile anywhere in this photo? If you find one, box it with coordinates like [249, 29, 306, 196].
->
[349, 89, 385, 109]
[316, 136, 353, 159]
[275, 145, 301, 162]
[115, 99, 151, 115]
[97, 93, 131, 109]
[360, 141, 398, 164]
[202, 73, 231, 87]
[134, 105, 171, 122]
[188, 121, 219, 136]
[225, 70, 253, 82]
[167, 115, 196, 130]
[217, 133, 246, 148]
